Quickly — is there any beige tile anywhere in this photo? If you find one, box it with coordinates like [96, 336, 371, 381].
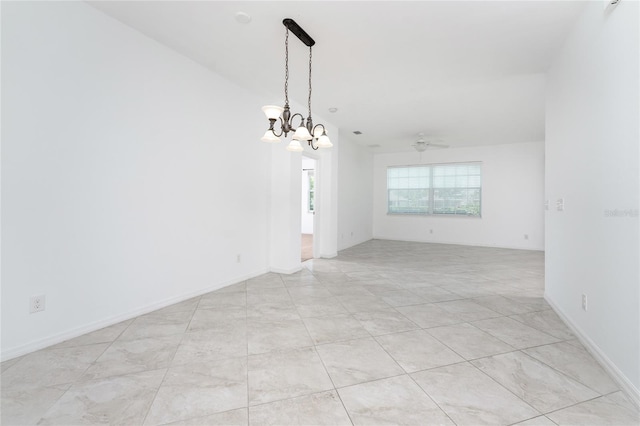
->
[249, 391, 351, 426]
[606, 390, 640, 413]
[337, 294, 392, 313]
[0, 356, 22, 374]
[246, 302, 300, 321]
[83, 334, 182, 380]
[39, 369, 165, 425]
[324, 284, 374, 297]
[172, 327, 247, 366]
[247, 288, 291, 305]
[435, 299, 502, 322]
[338, 375, 453, 425]
[216, 281, 247, 293]
[510, 309, 575, 340]
[247, 318, 313, 355]
[471, 317, 561, 349]
[198, 291, 246, 310]
[395, 303, 463, 329]
[316, 337, 404, 387]
[294, 297, 349, 318]
[361, 283, 404, 295]
[53, 320, 133, 348]
[1, 385, 68, 425]
[119, 311, 193, 341]
[376, 329, 464, 373]
[426, 322, 514, 360]
[248, 347, 333, 405]
[379, 290, 428, 307]
[145, 357, 247, 425]
[472, 295, 537, 315]
[187, 309, 245, 332]
[546, 393, 640, 425]
[162, 408, 248, 426]
[506, 296, 550, 312]
[302, 314, 370, 345]
[148, 297, 201, 316]
[312, 271, 350, 284]
[246, 274, 284, 290]
[282, 276, 323, 288]
[352, 309, 419, 336]
[412, 362, 539, 425]
[286, 285, 333, 300]
[523, 341, 618, 394]
[472, 351, 599, 412]
[513, 416, 558, 425]
[409, 286, 463, 303]
[1, 344, 109, 390]
[6, 241, 627, 426]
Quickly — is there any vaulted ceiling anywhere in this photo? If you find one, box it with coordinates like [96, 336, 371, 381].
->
[88, 1, 586, 152]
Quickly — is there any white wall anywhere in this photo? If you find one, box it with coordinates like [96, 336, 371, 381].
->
[545, 0, 639, 401]
[301, 156, 315, 234]
[1, 2, 274, 359]
[268, 115, 339, 273]
[338, 137, 374, 251]
[373, 142, 544, 250]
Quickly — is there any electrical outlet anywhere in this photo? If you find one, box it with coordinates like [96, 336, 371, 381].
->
[236, 254, 241, 263]
[30, 294, 46, 313]
[557, 198, 565, 211]
[582, 294, 588, 311]
[429, 229, 433, 234]
[524, 234, 529, 240]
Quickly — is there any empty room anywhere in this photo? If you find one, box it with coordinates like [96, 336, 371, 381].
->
[1, 1, 638, 425]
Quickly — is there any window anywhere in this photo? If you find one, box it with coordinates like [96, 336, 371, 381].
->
[387, 162, 481, 216]
[308, 171, 315, 212]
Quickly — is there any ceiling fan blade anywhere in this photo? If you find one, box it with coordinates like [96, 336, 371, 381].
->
[429, 143, 449, 148]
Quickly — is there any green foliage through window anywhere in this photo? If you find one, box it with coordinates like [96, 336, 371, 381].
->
[387, 163, 481, 217]
[308, 172, 315, 212]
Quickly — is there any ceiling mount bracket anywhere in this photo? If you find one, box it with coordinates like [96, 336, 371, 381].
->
[283, 18, 315, 47]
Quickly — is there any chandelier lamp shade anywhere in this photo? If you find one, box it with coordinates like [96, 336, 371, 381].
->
[261, 19, 332, 152]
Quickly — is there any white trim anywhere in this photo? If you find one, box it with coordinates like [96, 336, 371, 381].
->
[270, 266, 302, 274]
[320, 252, 338, 259]
[0, 268, 269, 362]
[545, 295, 640, 409]
[372, 236, 544, 252]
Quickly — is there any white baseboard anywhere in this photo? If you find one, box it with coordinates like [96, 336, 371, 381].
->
[0, 268, 269, 362]
[545, 294, 640, 409]
[320, 252, 338, 259]
[270, 266, 302, 274]
[372, 235, 544, 252]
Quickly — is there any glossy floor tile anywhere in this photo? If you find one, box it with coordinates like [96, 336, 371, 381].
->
[2, 240, 636, 425]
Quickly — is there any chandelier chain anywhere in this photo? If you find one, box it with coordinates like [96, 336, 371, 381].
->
[284, 28, 289, 105]
[308, 47, 312, 118]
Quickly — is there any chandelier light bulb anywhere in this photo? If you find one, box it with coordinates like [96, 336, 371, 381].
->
[313, 126, 326, 138]
[293, 125, 312, 141]
[262, 105, 284, 120]
[317, 134, 332, 148]
[261, 130, 281, 143]
[286, 140, 304, 152]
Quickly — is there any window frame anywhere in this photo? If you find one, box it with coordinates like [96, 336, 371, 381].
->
[386, 162, 482, 218]
[308, 171, 315, 213]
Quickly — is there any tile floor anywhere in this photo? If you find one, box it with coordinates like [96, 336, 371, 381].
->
[2, 240, 639, 425]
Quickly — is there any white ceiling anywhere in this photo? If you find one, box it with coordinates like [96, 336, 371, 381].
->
[88, 1, 586, 152]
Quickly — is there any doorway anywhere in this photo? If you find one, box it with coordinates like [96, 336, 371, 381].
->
[301, 156, 316, 262]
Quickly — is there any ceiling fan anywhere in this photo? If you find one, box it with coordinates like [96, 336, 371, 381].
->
[412, 133, 449, 152]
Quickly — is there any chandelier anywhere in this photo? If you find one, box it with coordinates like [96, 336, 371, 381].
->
[261, 19, 332, 152]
